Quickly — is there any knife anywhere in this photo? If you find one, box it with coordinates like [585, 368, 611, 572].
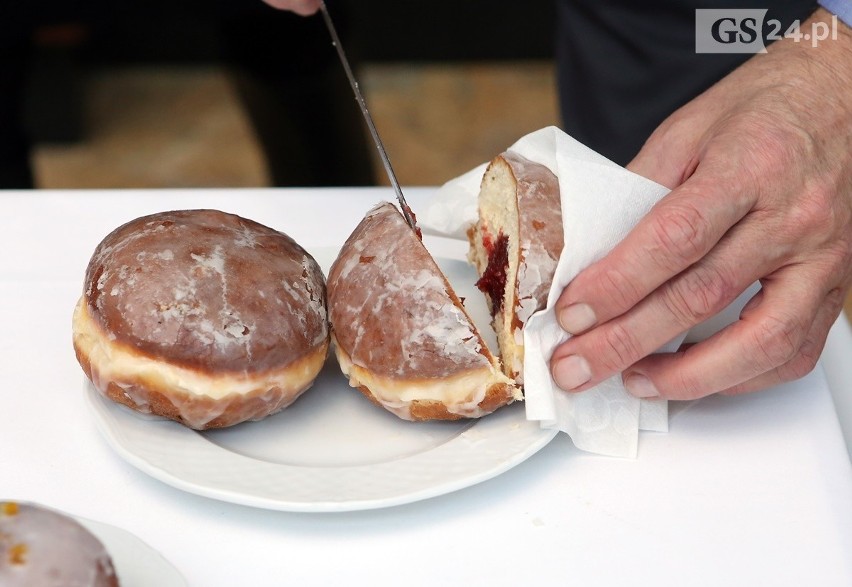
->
[319, 1, 418, 230]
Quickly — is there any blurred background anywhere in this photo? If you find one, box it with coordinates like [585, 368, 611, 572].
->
[4, 1, 850, 319]
[6, 0, 559, 189]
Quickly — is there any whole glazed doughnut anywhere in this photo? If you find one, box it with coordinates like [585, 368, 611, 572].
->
[0, 501, 119, 587]
[72, 209, 329, 430]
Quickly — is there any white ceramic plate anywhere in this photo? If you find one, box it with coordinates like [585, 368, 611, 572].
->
[85, 242, 557, 512]
[74, 516, 186, 587]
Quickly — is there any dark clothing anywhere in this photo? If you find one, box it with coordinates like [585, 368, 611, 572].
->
[556, 0, 818, 165]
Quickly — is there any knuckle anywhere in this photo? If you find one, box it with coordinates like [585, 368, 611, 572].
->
[825, 239, 852, 281]
[752, 130, 797, 175]
[776, 349, 820, 383]
[788, 348, 820, 380]
[661, 264, 738, 327]
[785, 183, 836, 237]
[598, 266, 644, 312]
[594, 322, 645, 373]
[786, 327, 828, 380]
[825, 286, 847, 315]
[649, 201, 713, 271]
[749, 313, 805, 371]
[670, 369, 706, 400]
[821, 242, 846, 269]
[739, 107, 810, 172]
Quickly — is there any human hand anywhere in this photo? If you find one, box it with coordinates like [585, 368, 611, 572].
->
[550, 9, 852, 400]
[261, 0, 321, 16]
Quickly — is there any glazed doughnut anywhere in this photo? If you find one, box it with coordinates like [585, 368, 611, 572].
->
[0, 501, 119, 586]
[327, 202, 520, 421]
[468, 152, 563, 384]
[73, 209, 329, 430]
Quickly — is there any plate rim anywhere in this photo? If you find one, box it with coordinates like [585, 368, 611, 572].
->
[84, 244, 558, 512]
[73, 514, 187, 587]
[86, 384, 557, 512]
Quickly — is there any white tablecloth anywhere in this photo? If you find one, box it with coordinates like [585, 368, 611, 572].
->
[2, 188, 851, 586]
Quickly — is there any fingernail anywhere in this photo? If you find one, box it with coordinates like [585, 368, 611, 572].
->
[552, 355, 592, 390]
[558, 303, 597, 334]
[624, 373, 659, 398]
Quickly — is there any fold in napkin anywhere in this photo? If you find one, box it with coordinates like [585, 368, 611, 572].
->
[420, 126, 682, 458]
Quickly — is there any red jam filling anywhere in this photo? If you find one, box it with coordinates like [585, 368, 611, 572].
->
[475, 232, 509, 318]
[401, 203, 423, 240]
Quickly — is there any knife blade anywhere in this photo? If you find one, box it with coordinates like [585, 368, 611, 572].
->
[318, 1, 418, 230]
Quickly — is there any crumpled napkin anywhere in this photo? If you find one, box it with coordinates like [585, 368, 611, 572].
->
[420, 126, 682, 458]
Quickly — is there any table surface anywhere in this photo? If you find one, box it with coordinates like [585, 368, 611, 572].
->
[2, 188, 851, 587]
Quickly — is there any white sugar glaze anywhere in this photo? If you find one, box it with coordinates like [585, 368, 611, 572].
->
[0, 502, 117, 587]
[84, 210, 328, 372]
[330, 203, 490, 378]
[74, 299, 326, 429]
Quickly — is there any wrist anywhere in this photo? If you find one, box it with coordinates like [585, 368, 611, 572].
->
[806, 9, 852, 100]
[769, 9, 852, 95]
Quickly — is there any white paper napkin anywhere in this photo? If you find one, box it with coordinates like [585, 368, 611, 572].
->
[420, 126, 682, 458]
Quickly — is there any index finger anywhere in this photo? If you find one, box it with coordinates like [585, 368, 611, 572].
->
[555, 170, 754, 334]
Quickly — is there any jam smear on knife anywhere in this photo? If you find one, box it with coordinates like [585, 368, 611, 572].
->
[401, 203, 423, 240]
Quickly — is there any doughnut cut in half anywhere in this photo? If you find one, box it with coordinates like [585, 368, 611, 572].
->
[467, 152, 563, 384]
[327, 202, 520, 421]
